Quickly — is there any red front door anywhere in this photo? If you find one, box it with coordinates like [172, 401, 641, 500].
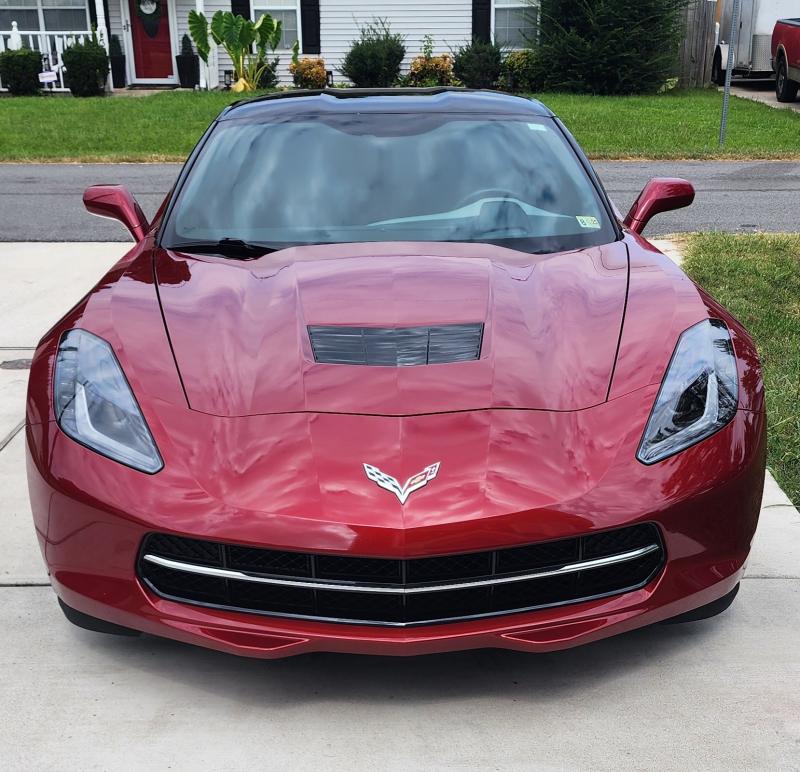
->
[128, 0, 174, 80]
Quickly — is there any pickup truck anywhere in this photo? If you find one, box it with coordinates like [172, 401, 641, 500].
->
[772, 18, 800, 102]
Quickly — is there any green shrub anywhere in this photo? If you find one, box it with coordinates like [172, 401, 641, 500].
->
[407, 36, 455, 86]
[536, 0, 690, 95]
[502, 49, 539, 92]
[256, 56, 279, 88]
[62, 37, 108, 97]
[290, 56, 328, 89]
[0, 48, 42, 96]
[407, 52, 455, 86]
[452, 39, 503, 89]
[341, 19, 405, 87]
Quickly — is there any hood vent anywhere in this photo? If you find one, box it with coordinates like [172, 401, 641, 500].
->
[308, 323, 484, 366]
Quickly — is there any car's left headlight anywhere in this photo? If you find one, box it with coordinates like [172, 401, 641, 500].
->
[637, 318, 738, 465]
[54, 329, 163, 474]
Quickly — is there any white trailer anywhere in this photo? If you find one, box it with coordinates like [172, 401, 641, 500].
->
[712, 0, 798, 83]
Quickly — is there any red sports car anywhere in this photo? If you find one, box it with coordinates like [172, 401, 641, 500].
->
[26, 89, 766, 658]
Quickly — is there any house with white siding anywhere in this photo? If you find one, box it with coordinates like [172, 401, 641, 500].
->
[0, 0, 536, 90]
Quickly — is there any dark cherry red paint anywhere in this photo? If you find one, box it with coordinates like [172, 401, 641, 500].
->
[27, 102, 765, 659]
[622, 178, 695, 235]
[83, 185, 150, 243]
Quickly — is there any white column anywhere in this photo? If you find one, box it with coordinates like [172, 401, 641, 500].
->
[93, 0, 108, 50]
[196, 0, 207, 89]
[208, 45, 219, 88]
[92, 0, 111, 90]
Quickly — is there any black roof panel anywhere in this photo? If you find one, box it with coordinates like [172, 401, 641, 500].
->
[219, 87, 553, 120]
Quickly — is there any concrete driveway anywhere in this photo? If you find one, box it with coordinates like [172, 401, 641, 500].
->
[1, 243, 799, 770]
[724, 80, 800, 113]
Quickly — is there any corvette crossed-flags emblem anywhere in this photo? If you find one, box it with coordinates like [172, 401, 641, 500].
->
[363, 462, 441, 505]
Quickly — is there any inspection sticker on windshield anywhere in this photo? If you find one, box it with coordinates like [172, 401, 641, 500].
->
[576, 215, 601, 229]
[527, 123, 547, 131]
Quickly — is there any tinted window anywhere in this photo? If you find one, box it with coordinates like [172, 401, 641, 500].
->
[162, 112, 616, 255]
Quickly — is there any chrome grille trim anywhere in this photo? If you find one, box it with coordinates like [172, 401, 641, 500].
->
[140, 585, 652, 629]
[142, 543, 660, 595]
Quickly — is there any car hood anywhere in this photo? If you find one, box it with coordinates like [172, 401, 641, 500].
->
[154, 241, 629, 417]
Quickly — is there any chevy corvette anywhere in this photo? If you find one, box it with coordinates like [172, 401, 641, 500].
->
[26, 89, 766, 658]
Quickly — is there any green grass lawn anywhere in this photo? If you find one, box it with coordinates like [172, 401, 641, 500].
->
[683, 233, 800, 504]
[543, 89, 800, 160]
[0, 90, 249, 162]
[0, 88, 798, 162]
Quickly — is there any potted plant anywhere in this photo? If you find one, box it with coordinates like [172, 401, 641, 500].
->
[175, 33, 199, 88]
[109, 35, 126, 88]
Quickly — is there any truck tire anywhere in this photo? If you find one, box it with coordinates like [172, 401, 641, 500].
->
[711, 49, 725, 86]
[776, 56, 799, 102]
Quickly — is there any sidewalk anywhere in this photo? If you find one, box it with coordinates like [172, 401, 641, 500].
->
[1, 242, 798, 771]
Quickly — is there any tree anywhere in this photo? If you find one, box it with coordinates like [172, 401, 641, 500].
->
[534, 0, 690, 95]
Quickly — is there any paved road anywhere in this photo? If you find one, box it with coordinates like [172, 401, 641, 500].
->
[0, 160, 797, 241]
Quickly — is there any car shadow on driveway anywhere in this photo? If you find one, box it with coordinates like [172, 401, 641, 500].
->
[73, 611, 718, 704]
[10, 581, 797, 769]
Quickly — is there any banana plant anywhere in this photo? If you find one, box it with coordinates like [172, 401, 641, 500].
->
[188, 10, 282, 92]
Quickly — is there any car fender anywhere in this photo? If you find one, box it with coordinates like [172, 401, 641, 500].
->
[772, 43, 786, 71]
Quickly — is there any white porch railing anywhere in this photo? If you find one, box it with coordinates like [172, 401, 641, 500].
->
[0, 28, 93, 92]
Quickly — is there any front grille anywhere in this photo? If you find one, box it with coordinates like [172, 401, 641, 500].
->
[138, 524, 664, 627]
[308, 323, 484, 366]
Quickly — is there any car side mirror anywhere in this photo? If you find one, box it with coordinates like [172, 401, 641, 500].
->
[83, 185, 150, 243]
[623, 178, 695, 235]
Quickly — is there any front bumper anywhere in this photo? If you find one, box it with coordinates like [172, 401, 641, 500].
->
[26, 396, 766, 659]
[53, 562, 742, 658]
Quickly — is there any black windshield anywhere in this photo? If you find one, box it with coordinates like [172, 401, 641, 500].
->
[162, 112, 617, 255]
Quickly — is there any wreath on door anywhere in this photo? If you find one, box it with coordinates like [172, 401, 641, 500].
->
[136, 0, 162, 38]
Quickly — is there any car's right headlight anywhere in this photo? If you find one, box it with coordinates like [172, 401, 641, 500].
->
[636, 319, 738, 465]
[54, 329, 163, 474]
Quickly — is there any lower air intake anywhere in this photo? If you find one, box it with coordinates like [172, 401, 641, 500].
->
[138, 524, 664, 627]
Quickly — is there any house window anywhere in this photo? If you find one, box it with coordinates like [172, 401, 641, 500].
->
[252, 1, 299, 51]
[493, 0, 538, 48]
[0, 0, 89, 31]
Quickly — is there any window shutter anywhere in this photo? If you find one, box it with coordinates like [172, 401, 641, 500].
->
[472, 0, 491, 43]
[231, 0, 251, 20]
[300, 0, 321, 54]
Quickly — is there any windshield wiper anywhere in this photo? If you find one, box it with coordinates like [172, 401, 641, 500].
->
[167, 238, 278, 259]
